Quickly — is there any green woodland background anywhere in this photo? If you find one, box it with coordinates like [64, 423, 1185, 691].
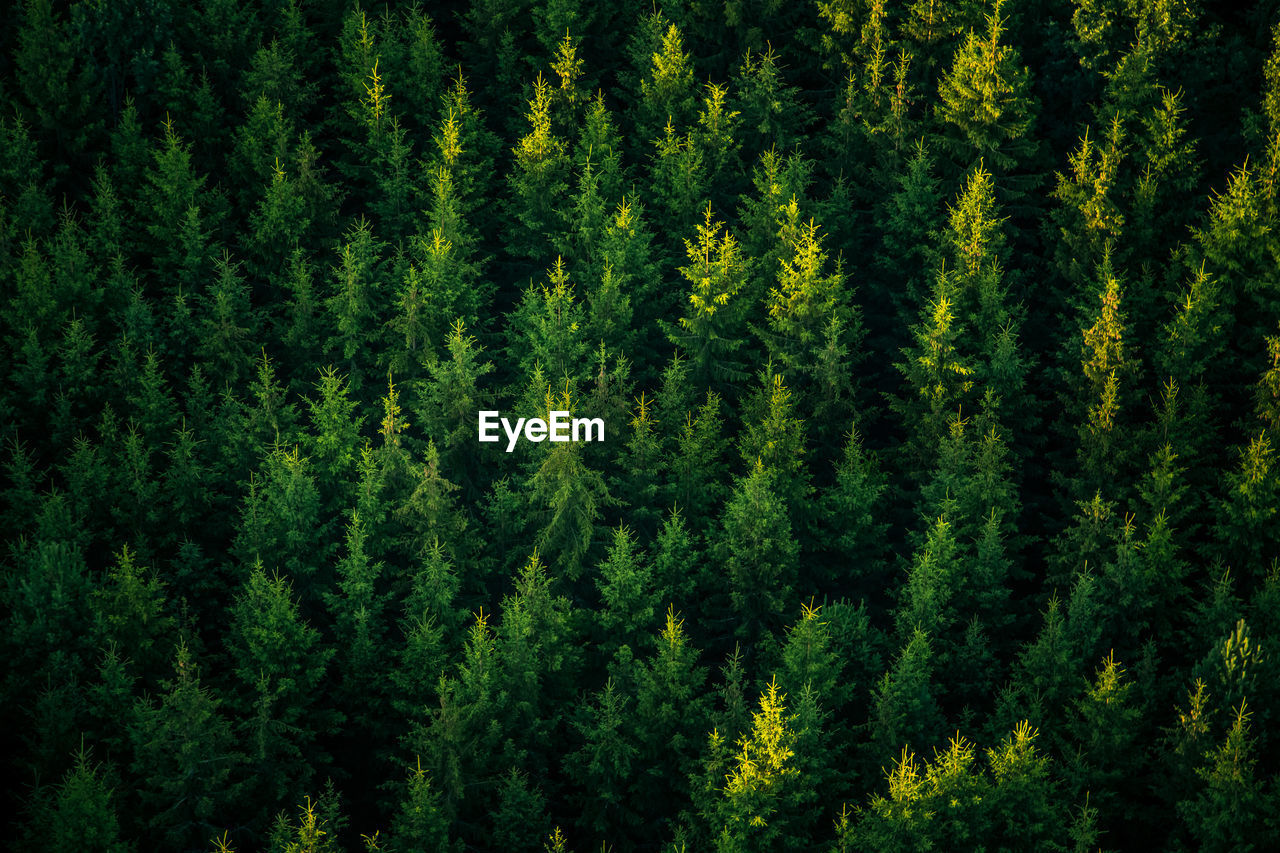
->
[3, 0, 1280, 849]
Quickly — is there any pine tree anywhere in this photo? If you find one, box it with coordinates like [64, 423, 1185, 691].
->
[597, 197, 664, 371]
[491, 768, 552, 851]
[264, 790, 346, 853]
[737, 366, 811, 519]
[650, 118, 710, 239]
[92, 545, 171, 678]
[615, 391, 665, 536]
[389, 225, 482, 381]
[853, 722, 1064, 851]
[892, 266, 974, 482]
[409, 610, 504, 833]
[764, 216, 861, 411]
[668, 388, 731, 531]
[1214, 330, 1280, 580]
[731, 48, 814, 155]
[507, 258, 589, 390]
[196, 251, 258, 391]
[416, 320, 495, 498]
[0, 114, 54, 241]
[525, 402, 612, 579]
[1063, 651, 1144, 835]
[13, 0, 105, 171]
[869, 629, 946, 766]
[142, 116, 218, 287]
[495, 553, 581, 776]
[304, 366, 364, 517]
[691, 81, 743, 212]
[1049, 118, 1127, 298]
[246, 150, 315, 283]
[1061, 252, 1138, 506]
[428, 71, 501, 245]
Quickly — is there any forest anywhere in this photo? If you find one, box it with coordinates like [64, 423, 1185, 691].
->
[2, 0, 1280, 849]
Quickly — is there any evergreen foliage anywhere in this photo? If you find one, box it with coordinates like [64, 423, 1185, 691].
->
[2, 3, 1279, 850]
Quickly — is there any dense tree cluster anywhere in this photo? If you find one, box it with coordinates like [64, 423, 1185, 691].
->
[2, 0, 1280, 849]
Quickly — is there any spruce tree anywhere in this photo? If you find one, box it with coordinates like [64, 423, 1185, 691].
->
[669, 206, 751, 391]
[935, 0, 1039, 180]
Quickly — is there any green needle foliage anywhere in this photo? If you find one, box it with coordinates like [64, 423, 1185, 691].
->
[1, 3, 1279, 851]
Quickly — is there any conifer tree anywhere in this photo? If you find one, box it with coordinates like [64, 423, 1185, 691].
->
[263, 790, 346, 853]
[525, 395, 612, 580]
[615, 391, 664, 536]
[595, 526, 658, 659]
[130, 641, 242, 850]
[509, 73, 572, 263]
[731, 48, 814, 155]
[1214, 329, 1280, 579]
[564, 676, 640, 843]
[24, 747, 131, 853]
[324, 512, 392, 732]
[1063, 253, 1138, 505]
[142, 117, 219, 287]
[670, 206, 751, 391]
[720, 462, 799, 645]
[495, 553, 581, 777]
[630, 607, 709, 829]
[870, 628, 946, 765]
[666, 386, 731, 532]
[708, 676, 807, 852]
[636, 21, 698, 150]
[304, 366, 364, 517]
[92, 545, 171, 677]
[416, 320, 495, 498]
[196, 252, 258, 391]
[892, 266, 974, 482]
[325, 220, 387, 395]
[508, 258, 590, 391]
[392, 540, 461, 721]
[234, 444, 326, 591]
[1049, 118, 1127, 298]
[764, 215, 861, 417]
[853, 722, 1065, 851]
[935, 0, 1039, 179]
[1177, 701, 1274, 852]
[389, 759, 455, 853]
[820, 420, 891, 596]
[0, 115, 54, 245]
[409, 609, 503, 834]
[595, 197, 665, 371]
[228, 562, 337, 815]
[1063, 651, 1144, 835]
[13, 0, 105, 172]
